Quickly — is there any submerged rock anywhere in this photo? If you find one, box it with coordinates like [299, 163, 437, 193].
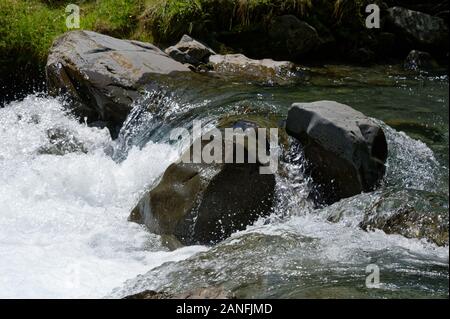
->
[124, 286, 231, 299]
[165, 34, 216, 67]
[46, 30, 190, 137]
[385, 7, 449, 53]
[208, 54, 299, 85]
[286, 101, 388, 204]
[404, 50, 439, 71]
[323, 189, 449, 247]
[37, 127, 87, 156]
[360, 189, 449, 247]
[129, 119, 278, 245]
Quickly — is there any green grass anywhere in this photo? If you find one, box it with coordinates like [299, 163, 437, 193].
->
[143, 0, 376, 43]
[0, 0, 153, 66]
[0, 0, 66, 63]
[0, 0, 378, 69]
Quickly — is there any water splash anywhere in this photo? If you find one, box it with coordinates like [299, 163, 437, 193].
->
[0, 95, 206, 298]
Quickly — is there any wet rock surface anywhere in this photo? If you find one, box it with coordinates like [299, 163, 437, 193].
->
[129, 119, 277, 245]
[359, 190, 449, 247]
[385, 6, 449, 54]
[124, 286, 231, 299]
[286, 101, 388, 204]
[37, 127, 87, 156]
[208, 53, 300, 85]
[404, 50, 439, 71]
[165, 34, 216, 67]
[46, 30, 190, 137]
[325, 189, 449, 247]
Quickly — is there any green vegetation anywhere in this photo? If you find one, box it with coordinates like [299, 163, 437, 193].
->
[0, 0, 65, 64]
[144, 0, 373, 43]
[0, 0, 377, 68]
[0, 0, 149, 64]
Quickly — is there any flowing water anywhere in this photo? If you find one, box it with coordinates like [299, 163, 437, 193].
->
[0, 65, 448, 298]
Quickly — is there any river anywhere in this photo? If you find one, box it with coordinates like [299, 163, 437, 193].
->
[0, 65, 448, 298]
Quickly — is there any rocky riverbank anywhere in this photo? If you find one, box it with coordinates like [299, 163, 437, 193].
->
[44, 30, 447, 248]
[0, 0, 448, 299]
[1, 0, 448, 104]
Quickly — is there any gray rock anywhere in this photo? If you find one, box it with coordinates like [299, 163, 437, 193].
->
[268, 15, 321, 58]
[359, 189, 449, 247]
[129, 120, 277, 245]
[164, 47, 199, 66]
[46, 30, 190, 137]
[37, 127, 87, 156]
[385, 7, 449, 51]
[208, 54, 299, 85]
[124, 286, 231, 299]
[404, 50, 439, 71]
[165, 34, 216, 66]
[324, 188, 449, 247]
[286, 101, 388, 204]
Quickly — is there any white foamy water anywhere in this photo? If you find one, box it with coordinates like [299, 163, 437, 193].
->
[0, 95, 207, 298]
[0, 94, 447, 299]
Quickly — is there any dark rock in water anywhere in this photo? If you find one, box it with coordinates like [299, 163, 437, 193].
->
[129, 120, 277, 245]
[164, 47, 199, 69]
[124, 290, 170, 299]
[359, 190, 449, 247]
[324, 189, 449, 246]
[268, 15, 321, 59]
[385, 7, 449, 54]
[165, 34, 216, 67]
[286, 101, 388, 204]
[46, 30, 190, 137]
[37, 128, 87, 156]
[404, 50, 439, 71]
[124, 286, 231, 299]
[208, 53, 299, 85]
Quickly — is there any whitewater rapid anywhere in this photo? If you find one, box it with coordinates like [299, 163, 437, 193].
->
[0, 95, 207, 298]
[0, 93, 448, 298]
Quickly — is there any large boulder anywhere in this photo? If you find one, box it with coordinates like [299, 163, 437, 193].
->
[46, 30, 190, 137]
[165, 34, 216, 67]
[129, 120, 278, 245]
[268, 15, 322, 59]
[208, 54, 299, 85]
[286, 101, 388, 204]
[385, 7, 449, 54]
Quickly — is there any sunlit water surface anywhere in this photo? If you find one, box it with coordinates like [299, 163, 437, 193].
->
[0, 65, 448, 298]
